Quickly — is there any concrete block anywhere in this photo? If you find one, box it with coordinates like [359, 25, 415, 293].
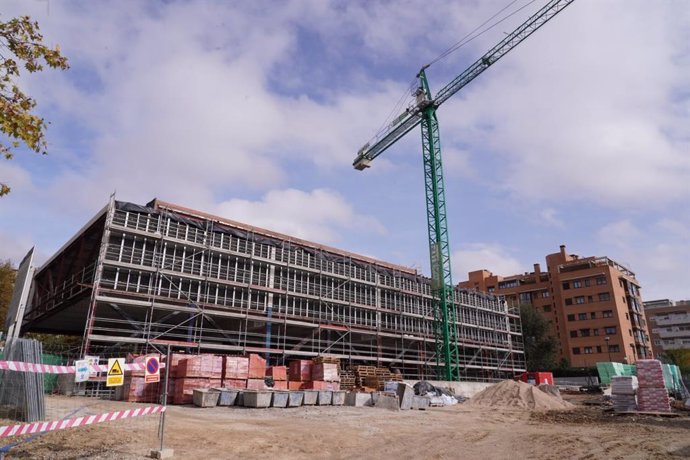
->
[317, 390, 333, 405]
[331, 390, 346, 406]
[345, 391, 372, 407]
[287, 391, 304, 407]
[374, 392, 400, 411]
[216, 389, 239, 406]
[149, 448, 174, 459]
[193, 389, 220, 408]
[302, 390, 318, 405]
[411, 395, 430, 410]
[271, 391, 289, 408]
[389, 382, 414, 410]
[242, 390, 272, 408]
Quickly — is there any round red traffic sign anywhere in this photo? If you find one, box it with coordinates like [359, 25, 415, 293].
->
[146, 357, 159, 374]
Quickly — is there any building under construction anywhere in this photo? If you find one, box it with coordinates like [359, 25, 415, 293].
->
[21, 198, 525, 380]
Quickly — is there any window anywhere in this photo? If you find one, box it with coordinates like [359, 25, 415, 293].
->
[593, 328, 600, 336]
[625, 313, 629, 320]
[570, 330, 578, 338]
[572, 347, 581, 355]
[585, 279, 591, 287]
[519, 292, 532, 304]
[605, 326, 617, 335]
[543, 305, 552, 313]
[596, 346, 602, 353]
[584, 347, 593, 354]
[629, 329, 633, 336]
[590, 312, 596, 319]
[609, 345, 620, 352]
[578, 313, 587, 320]
[579, 329, 591, 337]
[541, 290, 551, 298]
[565, 298, 573, 306]
[587, 296, 593, 303]
[573, 280, 582, 288]
[598, 292, 611, 301]
[595, 276, 606, 285]
[575, 296, 586, 304]
[603, 310, 613, 318]
[562, 282, 570, 290]
[487, 287, 495, 293]
[567, 314, 575, 321]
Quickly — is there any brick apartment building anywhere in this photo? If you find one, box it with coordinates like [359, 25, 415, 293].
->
[458, 245, 652, 367]
[644, 299, 690, 356]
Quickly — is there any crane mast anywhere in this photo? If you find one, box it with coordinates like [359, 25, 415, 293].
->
[353, 0, 576, 381]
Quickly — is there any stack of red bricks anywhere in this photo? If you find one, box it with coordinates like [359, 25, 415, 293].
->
[636, 359, 671, 412]
[222, 356, 249, 389]
[287, 358, 341, 390]
[308, 362, 340, 391]
[173, 354, 223, 404]
[246, 354, 268, 389]
[266, 365, 288, 389]
[288, 360, 313, 390]
[120, 353, 161, 403]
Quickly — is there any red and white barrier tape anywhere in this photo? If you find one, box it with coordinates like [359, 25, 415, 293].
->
[0, 360, 165, 374]
[0, 405, 166, 438]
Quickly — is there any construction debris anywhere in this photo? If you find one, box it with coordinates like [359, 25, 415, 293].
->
[468, 380, 574, 411]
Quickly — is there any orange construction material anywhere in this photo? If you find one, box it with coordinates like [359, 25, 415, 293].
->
[246, 378, 267, 390]
[305, 380, 340, 391]
[223, 378, 247, 390]
[289, 360, 312, 381]
[272, 381, 288, 390]
[266, 366, 287, 381]
[311, 363, 340, 382]
[173, 378, 221, 405]
[177, 355, 223, 379]
[288, 381, 305, 390]
[248, 354, 266, 379]
[223, 356, 249, 380]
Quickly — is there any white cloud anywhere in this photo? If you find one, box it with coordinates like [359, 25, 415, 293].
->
[215, 188, 386, 245]
[595, 218, 690, 300]
[540, 208, 564, 228]
[452, 243, 523, 280]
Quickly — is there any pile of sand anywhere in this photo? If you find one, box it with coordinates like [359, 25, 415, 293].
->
[468, 380, 573, 411]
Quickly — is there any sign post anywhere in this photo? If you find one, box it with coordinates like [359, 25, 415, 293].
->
[106, 358, 125, 387]
[145, 356, 160, 384]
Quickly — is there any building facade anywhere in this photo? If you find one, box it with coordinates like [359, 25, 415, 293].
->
[19, 198, 525, 381]
[459, 245, 652, 367]
[644, 299, 690, 356]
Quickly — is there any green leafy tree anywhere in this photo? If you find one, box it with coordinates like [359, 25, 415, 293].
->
[0, 15, 69, 196]
[663, 349, 690, 376]
[0, 259, 16, 326]
[520, 304, 558, 371]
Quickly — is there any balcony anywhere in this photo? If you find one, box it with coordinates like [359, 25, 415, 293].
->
[654, 313, 690, 327]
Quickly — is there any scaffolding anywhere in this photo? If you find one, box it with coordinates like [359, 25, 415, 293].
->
[23, 198, 525, 381]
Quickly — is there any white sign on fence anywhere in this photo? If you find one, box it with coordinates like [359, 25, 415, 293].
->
[74, 359, 90, 383]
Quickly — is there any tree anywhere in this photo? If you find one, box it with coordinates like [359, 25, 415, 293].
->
[0, 259, 17, 327]
[0, 15, 69, 196]
[663, 349, 690, 376]
[519, 304, 558, 371]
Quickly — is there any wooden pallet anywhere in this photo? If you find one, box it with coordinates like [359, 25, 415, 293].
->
[313, 356, 341, 365]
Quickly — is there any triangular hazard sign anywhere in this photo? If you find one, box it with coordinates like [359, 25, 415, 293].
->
[109, 359, 123, 376]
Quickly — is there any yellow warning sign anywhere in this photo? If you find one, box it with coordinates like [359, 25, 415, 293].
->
[106, 358, 125, 387]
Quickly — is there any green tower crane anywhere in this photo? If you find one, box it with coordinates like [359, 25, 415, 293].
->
[353, 0, 576, 381]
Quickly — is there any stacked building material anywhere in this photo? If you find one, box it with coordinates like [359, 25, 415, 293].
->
[355, 366, 403, 391]
[266, 366, 288, 390]
[636, 359, 671, 412]
[118, 353, 162, 403]
[246, 354, 267, 390]
[288, 360, 313, 389]
[339, 370, 356, 390]
[222, 356, 249, 390]
[174, 355, 223, 404]
[610, 376, 638, 412]
[308, 362, 340, 390]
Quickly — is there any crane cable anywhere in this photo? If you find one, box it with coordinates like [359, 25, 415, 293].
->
[369, 0, 542, 144]
[426, 0, 539, 68]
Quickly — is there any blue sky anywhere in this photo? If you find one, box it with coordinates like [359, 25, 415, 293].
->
[0, 0, 688, 301]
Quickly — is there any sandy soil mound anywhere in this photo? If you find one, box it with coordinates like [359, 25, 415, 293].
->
[468, 380, 573, 411]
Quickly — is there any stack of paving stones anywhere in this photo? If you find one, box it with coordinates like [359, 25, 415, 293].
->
[173, 355, 223, 404]
[610, 376, 638, 412]
[636, 359, 671, 412]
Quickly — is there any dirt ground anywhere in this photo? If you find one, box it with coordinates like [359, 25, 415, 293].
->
[3, 394, 690, 459]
